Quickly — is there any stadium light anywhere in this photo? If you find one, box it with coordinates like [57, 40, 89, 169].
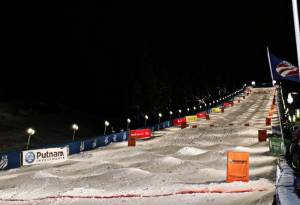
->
[193, 106, 196, 111]
[26, 128, 35, 150]
[178, 109, 182, 117]
[158, 113, 162, 130]
[126, 118, 131, 130]
[169, 111, 173, 120]
[71, 124, 79, 141]
[144, 115, 149, 127]
[187, 108, 190, 113]
[104, 121, 110, 135]
[251, 81, 256, 86]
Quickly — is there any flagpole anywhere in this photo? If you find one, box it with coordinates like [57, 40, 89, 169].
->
[267, 47, 274, 84]
[292, 0, 300, 79]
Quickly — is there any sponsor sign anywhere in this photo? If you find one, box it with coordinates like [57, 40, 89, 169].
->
[186, 115, 197, 123]
[22, 147, 68, 166]
[0, 155, 8, 170]
[130, 129, 152, 139]
[223, 102, 232, 108]
[80, 142, 85, 152]
[211, 107, 221, 113]
[227, 151, 249, 182]
[173, 118, 187, 126]
[196, 112, 206, 119]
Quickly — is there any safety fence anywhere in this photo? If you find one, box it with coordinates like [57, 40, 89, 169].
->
[0, 120, 174, 171]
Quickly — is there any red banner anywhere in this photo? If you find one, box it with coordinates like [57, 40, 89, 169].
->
[196, 112, 206, 119]
[223, 102, 233, 108]
[173, 118, 187, 126]
[130, 129, 152, 139]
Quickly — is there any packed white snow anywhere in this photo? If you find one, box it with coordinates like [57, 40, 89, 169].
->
[0, 87, 278, 205]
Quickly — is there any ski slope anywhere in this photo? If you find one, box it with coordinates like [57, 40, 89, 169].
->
[0, 88, 278, 205]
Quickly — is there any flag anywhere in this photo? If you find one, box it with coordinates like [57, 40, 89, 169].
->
[268, 52, 300, 83]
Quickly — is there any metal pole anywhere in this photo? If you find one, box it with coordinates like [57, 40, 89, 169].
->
[72, 130, 76, 141]
[292, 0, 300, 79]
[26, 134, 31, 150]
[266, 47, 274, 83]
[104, 126, 107, 135]
[144, 119, 147, 128]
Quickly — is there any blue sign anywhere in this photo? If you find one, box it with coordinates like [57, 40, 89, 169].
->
[0, 151, 21, 171]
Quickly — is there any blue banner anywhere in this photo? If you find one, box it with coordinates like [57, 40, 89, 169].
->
[96, 135, 111, 147]
[68, 141, 82, 155]
[83, 138, 95, 151]
[109, 132, 128, 143]
[0, 151, 21, 171]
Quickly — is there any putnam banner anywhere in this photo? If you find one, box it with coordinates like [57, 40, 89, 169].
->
[186, 115, 197, 123]
[22, 147, 68, 166]
[227, 151, 249, 182]
[130, 129, 152, 139]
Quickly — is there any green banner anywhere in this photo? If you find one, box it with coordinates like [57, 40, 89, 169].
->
[268, 135, 283, 156]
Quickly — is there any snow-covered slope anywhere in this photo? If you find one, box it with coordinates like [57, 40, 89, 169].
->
[0, 88, 277, 205]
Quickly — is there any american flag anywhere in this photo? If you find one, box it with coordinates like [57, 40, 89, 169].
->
[276, 61, 299, 78]
[269, 52, 300, 83]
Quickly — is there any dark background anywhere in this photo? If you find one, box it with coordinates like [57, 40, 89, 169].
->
[1, 1, 299, 129]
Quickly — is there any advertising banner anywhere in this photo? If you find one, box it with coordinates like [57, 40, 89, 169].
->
[227, 151, 249, 182]
[130, 129, 152, 139]
[196, 112, 206, 119]
[22, 147, 68, 166]
[0, 151, 20, 171]
[268, 135, 283, 156]
[211, 107, 222, 113]
[173, 118, 187, 126]
[186, 115, 197, 123]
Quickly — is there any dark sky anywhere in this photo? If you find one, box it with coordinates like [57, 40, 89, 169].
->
[2, 1, 299, 117]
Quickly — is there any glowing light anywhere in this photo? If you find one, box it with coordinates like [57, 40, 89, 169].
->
[72, 124, 79, 131]
[27, 128, 35, 135]
[104, 121, 110, 127]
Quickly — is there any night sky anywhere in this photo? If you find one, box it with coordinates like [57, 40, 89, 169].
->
[2, 1, 299, 120]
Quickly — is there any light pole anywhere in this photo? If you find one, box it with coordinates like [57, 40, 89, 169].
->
[251, 81, 256, 87]
[169, 111, 173, 120]
[72, 124, 79, 141]
[144, 115, 149, 128]
[26, 128, 35, 150]
[187, 108, 190, 114]
[158, 113, 162, 124]
[193, 106, 196, 113]
[158, 113, 162, 130]
[126, 118, 131, 130]
[104, 121, 110, 135]
[178, 109, 182, 118]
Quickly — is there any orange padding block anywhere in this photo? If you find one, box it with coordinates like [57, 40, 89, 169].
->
[227, 151, 249, 182]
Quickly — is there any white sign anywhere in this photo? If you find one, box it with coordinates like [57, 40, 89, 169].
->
[22, 147, 68, 166]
